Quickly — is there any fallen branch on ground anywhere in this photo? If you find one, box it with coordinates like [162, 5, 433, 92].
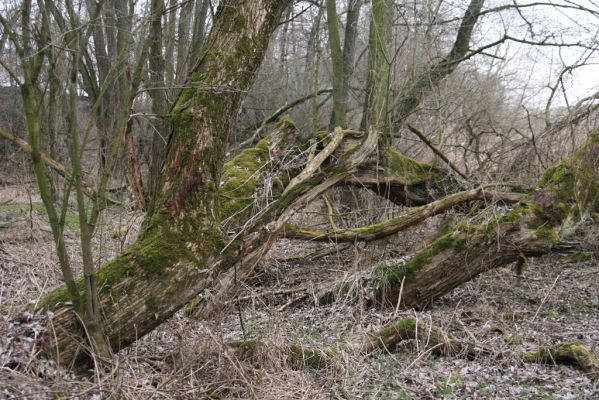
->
[524, 342, 599, 381]
[227, 317, 477, 370]
[283, 188, 524, 242]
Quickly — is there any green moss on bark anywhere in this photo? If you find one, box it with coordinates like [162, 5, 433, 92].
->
[383, 147, 436, 183]
[377, 317, 418, 338]
[379, 233, 455, 286]
[286, 345, 333, 369]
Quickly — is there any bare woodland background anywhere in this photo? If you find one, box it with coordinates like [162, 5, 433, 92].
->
[0, 0, 598, 398]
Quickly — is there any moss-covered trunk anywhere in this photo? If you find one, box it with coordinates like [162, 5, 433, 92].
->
[38, 0, 292, 367]
[376, 134, 599, 308]
[348, 146, 463, 206]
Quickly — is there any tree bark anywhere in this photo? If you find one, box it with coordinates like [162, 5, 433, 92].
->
[38, 0, 293, 367]
[348, 146, 463, 206]
[325, 0, 346, 128]
[375, 134, 599, 308]
[147, 0, 170, 201]
[124, 118, 146, 211]
[360, 0, 393, 136]
[327, 0, 362, 130]
[283, 188, 523, 242]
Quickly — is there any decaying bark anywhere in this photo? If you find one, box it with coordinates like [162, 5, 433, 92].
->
[283, 188, 523, 242]
[524, 342, 599, 381]
[348, 147, 464, 206]
[37, 0, 294, 367]
[375, 134, 599, 308]
[187, 127, 380, 319]
[124, 118, 146, 210]
[229, 316, 476, 370]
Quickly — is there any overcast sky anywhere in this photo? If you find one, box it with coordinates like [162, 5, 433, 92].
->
[478, 0, 599, 107]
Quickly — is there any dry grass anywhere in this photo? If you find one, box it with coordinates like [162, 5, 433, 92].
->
[1, 184, 598, 399]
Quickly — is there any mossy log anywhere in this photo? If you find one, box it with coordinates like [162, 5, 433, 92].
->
[346, 146, 464, 206]
[375, 134, 599, 308]
[524, 342, 599, 381]
[186, 128, 380, 319]
[283, 188, 523, 242]
[228, 317, 474, 370]
[37, 57, 380, 369]
[36, 0, 293, 367]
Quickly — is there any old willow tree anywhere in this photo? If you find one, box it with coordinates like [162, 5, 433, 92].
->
[38, 0, 295, 365]
[36, 0, 598, 368]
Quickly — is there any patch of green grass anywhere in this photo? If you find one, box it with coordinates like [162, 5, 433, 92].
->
[569, 251, 594, 263]
[62, 213, 81, 229]
[0, 202, 45, 213]
[539, 310, 558, 318]
[0, 201, 104, 231]
[394, 389, 414, 399]
[436, 374, 461, 397]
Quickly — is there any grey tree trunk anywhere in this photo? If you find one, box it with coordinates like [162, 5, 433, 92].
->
[325, 0, 346, 128]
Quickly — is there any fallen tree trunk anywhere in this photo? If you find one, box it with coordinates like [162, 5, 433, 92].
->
[374, 134, 599, 308]
[348, 146, 464, 206]
[229, 316, 476, 370]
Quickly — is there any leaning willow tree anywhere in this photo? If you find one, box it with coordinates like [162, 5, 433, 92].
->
[26, 0, 599, 368]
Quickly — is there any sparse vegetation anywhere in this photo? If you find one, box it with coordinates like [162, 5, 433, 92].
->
[1, 0, 598, 398]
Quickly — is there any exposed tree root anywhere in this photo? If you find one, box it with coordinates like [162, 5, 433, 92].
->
[524, 342, 599, 381]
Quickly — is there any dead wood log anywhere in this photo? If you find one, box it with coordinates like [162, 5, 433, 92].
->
[524, 342, 599, 381]
[347, 146, 464, 207]
[185, 128, 380, 319]
[374, 134, 599, 308]
[283, 188, 524, 242]
[228, 317, 476, 370]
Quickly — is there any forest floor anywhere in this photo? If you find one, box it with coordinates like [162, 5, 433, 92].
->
[0, 183, 598, 399]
